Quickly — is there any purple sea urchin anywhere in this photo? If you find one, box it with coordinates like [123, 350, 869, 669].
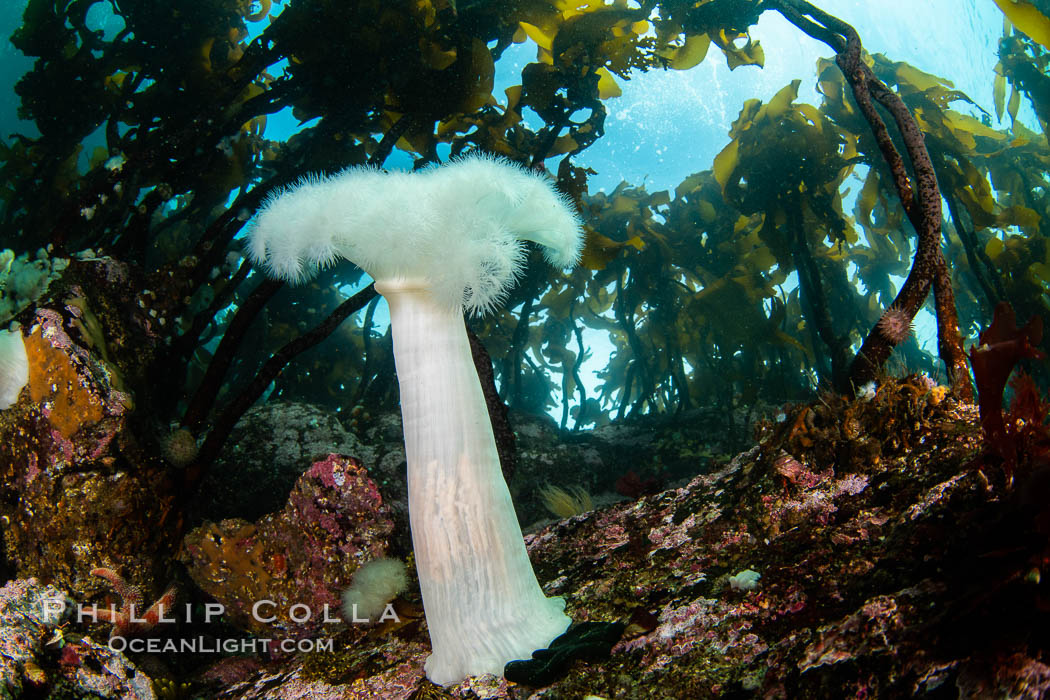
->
[875, 307, 914, 344]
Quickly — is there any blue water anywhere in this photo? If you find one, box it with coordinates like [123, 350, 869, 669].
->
[0, 0, 1031, 423]
[492, 0, 1023, 193]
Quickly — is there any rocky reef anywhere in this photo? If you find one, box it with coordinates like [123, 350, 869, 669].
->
[0, 257, 177, 606]
[182, 454, 395, 640]
[6, 339, 1048, 697]
[187, 375, 1050, 699]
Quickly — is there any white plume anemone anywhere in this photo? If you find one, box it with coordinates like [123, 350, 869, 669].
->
[248, 154, 582, 686]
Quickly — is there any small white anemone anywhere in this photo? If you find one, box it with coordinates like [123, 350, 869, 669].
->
[729, 569, 762, 592]
[0, 327, 28, 410]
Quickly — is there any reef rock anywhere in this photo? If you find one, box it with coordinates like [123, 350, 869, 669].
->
[0, 578, 154, 699]
[192, 402, 377, 523]
[182, 454, 396, 639]
[0, 258, 176, 604]
[204, 377, 1050, 698]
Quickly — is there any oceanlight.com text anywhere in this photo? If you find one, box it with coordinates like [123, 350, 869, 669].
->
[108, 636, 335, 654]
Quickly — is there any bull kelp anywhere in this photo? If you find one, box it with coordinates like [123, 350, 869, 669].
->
[0, 0, 1049, 697]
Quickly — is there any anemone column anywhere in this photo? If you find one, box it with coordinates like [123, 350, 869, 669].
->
[379, 279, 570, 684]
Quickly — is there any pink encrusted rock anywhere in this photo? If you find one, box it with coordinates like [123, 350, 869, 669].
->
[214, 660, 421, 700]
[200, 656, 265, 687]
[182, 454, 396, 639]
[0, 578, 69, 695]
[0, 578, 153, 699]
[58, 636, 157, 700]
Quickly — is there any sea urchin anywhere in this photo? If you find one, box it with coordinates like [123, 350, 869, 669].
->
[876, 306, 914, 344]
